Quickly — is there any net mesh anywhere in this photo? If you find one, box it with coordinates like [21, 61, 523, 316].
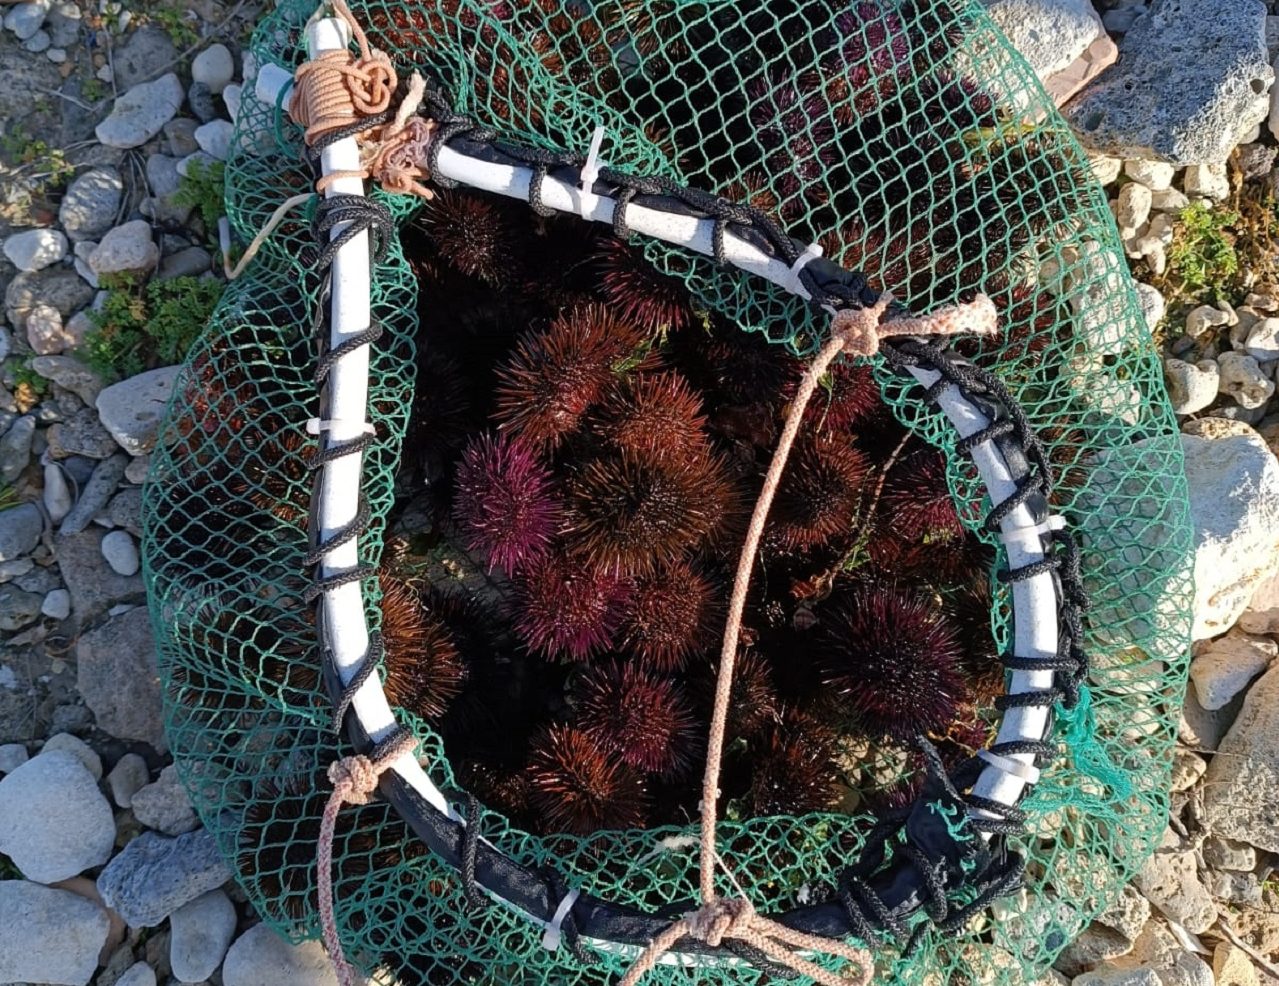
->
[141, 0, 1195, 982]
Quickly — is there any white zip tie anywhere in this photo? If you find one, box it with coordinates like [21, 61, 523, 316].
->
[541, 886, 582, 951]
[977, 748, 1042, 785]
[999, 514, 1066, 550]
[577, 126, 607, 221]
[306, 417, 377, 437]
[786, 241, 824, 300]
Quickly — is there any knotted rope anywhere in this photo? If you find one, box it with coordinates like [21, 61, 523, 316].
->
[317, 729, 420, 986]
[618, 292, 998, 986]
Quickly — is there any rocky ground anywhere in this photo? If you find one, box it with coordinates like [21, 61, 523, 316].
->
[1, 0, 1279, 984]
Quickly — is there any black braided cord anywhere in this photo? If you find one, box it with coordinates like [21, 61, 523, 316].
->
[295, 87, 1093, 971]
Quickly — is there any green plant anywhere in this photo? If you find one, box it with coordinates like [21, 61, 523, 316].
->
[173, 159, 226, 231]
[0, 486, 21, 512]
[141, 0, 200, 47]
[0, 124, 75, 194]
[1165, 203, 1240, 302]
[84, 276, 224, 380]
[81, 78, 108, 104]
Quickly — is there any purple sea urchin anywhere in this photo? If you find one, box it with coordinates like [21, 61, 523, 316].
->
[818, 586, 967, 740]
[767, 433, 870, 552]
[513, 553, 631, 661]
[575, 661, 698, 776]
[596, 237, 694, 333]
[881, 450, 966, 544]
[749, 709, 840, 815]
[377, 573, 468, 721]
[416, 189, 519, 286]
[453, 431, 561, 574]
[527, 724, 650, 835]
[620, 557, 719, 671]
[594, 371, 710, 466]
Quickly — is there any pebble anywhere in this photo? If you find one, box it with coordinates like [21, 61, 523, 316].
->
[177, 149, 219, 178]
[97, 828, 232, 927]
[1151, 187, 1190, 212]
[1072, 969, 1161, 986]
[0, 415, 36, 484]
[1134, 848, 1218, 933]
[158, 245, 211, 279]
[116, 962, 157, 986]
[188, 80, 218, 123]
[1164, 358, 1219, 415]
[1185, 162, 1232, 200]
[169, 889, 237, 981]
[26, 300, 75, 355]
[30, 355, 105, 408]
[2, 227, 67, 272]
[1203, 662, 1279, 850]
[0, 584, 44, 630]
[1117, 182, 1153, 230]
[1170, 747, 1208, 790]
[1125, 159, 1177, 190]
[41, 586, 71, 619]
[1185, 303, 1232, 336]
[96, 73, 185, 149]
[1238, 142, 1277, 179]
[23, 26, 49, 51]
[0, 881, 110, 986]
[89, 220, 160, 280]
[43, 460, 73, 523]
[96, 365, 179, 455]
[0, 743, 29, 773]
[59, 167, 124, 242]
[1218, 351, 1276, 409]
[1183, 428, 1279, 639]
[1191, 630, 1277, 709]
[132, 763, 197, 835]
[191, 43, 235, 94]
[47, 407, 119, 460]
[1204, 836, 1257, 871]
[1135, 282, 1165, 332]
[47, 45, 66, 62]
[3, 0, 51, 41]
[76, 606, 165, 750]
[1089, 154, 1124, 185]
[0, 749, 116, 882]
[163, 117, 200, 157]
[145, 152, 182, 200]
[125, 453, 150, 484]
[100, 529, 139, 576]
[1212, 942, 1260, 986]
[106, 751, 149, 808]
[0, 502, 42, 563]
[982, 0, 1106, 84]
[111, 24, 176, 90]
[194, 118, 234, 161]
[1243, 316, 1279, 362]
[223, 82, 242, 120]
[223, 924, 346, 986]
[42, 731, 102, 779]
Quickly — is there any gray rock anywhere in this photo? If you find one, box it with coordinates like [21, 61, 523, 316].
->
[6, 268, 95, 330]
[16, 28, 43, 51]
[1125, 159, 1177, 190]
[1133, 849, 1218, 932]
[30, 354, 105, 406]
[108, 487, 142, 536]
[0, 585, 44, 630]
[1238, 142, 1277, 178]
[1054, 922, 1133, 978]
[111, 25, 177, 91]
[194, 118, 234, 160]
[1063, 0, 1273, 165]
[59, 167, 124, 242]
[96, 74, 185, 149]
[57, 528, 143, 624]
[3, 0, 50, 40]
[0, 750, 116, 882]
[26, 300, 76, 354]
[131, 764, 195, 835]
[41, 586, 71, 619]
[1208, 869, 1264, 906]
[191, 43, 234, 94]
[1183, 430, 1279, 639]
[41, 732, 102, 779]
[187, 80, 218, 123]
[1135, 282, 1166, 332]
[45, 0, 78, 47]
[96, 366, 178, 455]
[0, 881, 110, 986]
[1202, 662, 1279, 850]
[1117, 182, 1154, 230]
[1095, 885, 1151, 943]
[1171, 747, 1208, 790]
[1205, 836, 1257, 872]
[169, 889, 236, 981]
[145, 153, 181, 201]
[177, 150, 218, 178]
[125, 453, 150, 484]
[223, 924, 344, 986]
[58, 451, 127, 536]
[1158, 953, 1215, 986]
[0, 743, 29, 773]
[97, 828, 231, 928]
[1190, 630, 1276, 709]
[1218, 350, 1275, 409]
[89, 220, 160, 281]
[223, 82, 242, 121]
[3, 227, 67, 273]
[0, 415, 36, 483]
[163, 118, 200, 157]
[0, 502, 43, 562]
[76, 606, 164, 750]
[1185, 161, 1232, 199]
[47, 407, 120, 460]
[158, 246, 211, 280]
[1244, 315, 1279, 361]
[101, 529, 139, 576]
[106, 752, 149, 808]
[116, 962, 157, 986]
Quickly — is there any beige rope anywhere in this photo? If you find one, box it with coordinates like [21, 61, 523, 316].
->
[620, 292, 998, 986]
[223, 192, 315, 280]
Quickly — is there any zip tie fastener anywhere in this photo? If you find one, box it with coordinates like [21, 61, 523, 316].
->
[542, 886, 582, 951]
[577, 125, 607, 221]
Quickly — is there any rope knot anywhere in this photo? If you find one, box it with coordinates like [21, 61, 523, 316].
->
[830, 292, 999, 359]
[327, 753, 382, 805]
[686, 897, 757, 948]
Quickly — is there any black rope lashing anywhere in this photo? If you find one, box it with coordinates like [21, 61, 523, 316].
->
[331, 636, 384, 735]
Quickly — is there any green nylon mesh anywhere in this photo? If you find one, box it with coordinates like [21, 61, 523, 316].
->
[140, 0, 1196, 982]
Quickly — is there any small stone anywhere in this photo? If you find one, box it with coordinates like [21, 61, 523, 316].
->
[0, 881, 110, 986]
[1203, 663, 1279, 850]
[194, 119, 234, 161]
[1089, 154, 1124, 185]
[223, 82, 242, 120]
[0, 557, 34, 580]
[96, 74, 185, 149]
[1055, 922, 1134, 978]
[107, 487, 141, 536]
[23, 27, 49, 51]
[1208, 869, 1263, 906]
[116, 962, 157, 986]
[42, 732, 102, 779]
[131, 764, 196, 835]
[158, 245, 211, 279]
[43, 461, 73, 523]
[1244, 316, 1279, 361]
[1134, 848, 1218, 933]
[97, 828, 232, 927]
[0, 415, 36, 484]
[96, 366, 179, 455]
[223, 924, 345, 986]
[1158, 952, 1215, 986]
[1118, 182, 1154, 229]
[3, 227, 67, 273]
[191, 43, 234, 94]
[1218, 351, 1275, 409]
[1071, 970, 1161, 986]
[0, 502, 42, 562]
[58, 528, 143, 626]
[1185, 162, 1232, 200]
[0, 585, 44, 630]
[1164, 358, 1219, 415]
[110, 24, 176, 90]
[176, 149, 218, 178]
[1237, 142, 1278, 179]
[41, 586, 71, 619]
[76, 606, 164, 749]
[982, 0, 1106, 83]
[125, 454, 149, 484]
[0, 743, 29, 773]
[46, 45, 66, 62]
[47, 407, 119, 460]
[145, 152, 182, 200]
[1151, 187, 1190, 212]
[59, 167, 124, 242]
[1186, 304, 1232, 336]
[163, 118, 199, 157]
[1204, 836, 1257, 870]
[1096, 885, 1152, 943]
[169, 889, 237, 982]
[57, 451, 127, 536]
[1170, 747, 1208, 791]
[3, 0, 51, 41]
[89, 220, 160, 280]
[0, 750, 116, 882]
[1125, 159, 1177, 190]
[26, 300, 77, 355]
[1212, 943, 1259, 986]
[187, 80, 217, 123]
[100, 528, 139, 576]
[106, 752, 149, 808]
[1191, 630, 1277, 709]
[1135, 282, 1165, 332]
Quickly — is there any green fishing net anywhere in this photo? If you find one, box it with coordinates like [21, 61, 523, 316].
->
[141, 0, 1195, 982]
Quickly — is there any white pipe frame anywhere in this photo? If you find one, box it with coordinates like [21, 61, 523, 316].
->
[285, 14, 1065, 959]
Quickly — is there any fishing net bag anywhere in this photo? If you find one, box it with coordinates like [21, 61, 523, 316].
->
[141, 0, 1196, 983]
